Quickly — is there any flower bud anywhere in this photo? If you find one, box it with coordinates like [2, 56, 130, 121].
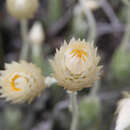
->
[0, 61, 45, 103]
[29, 22, 45, 45]
[115, 97, 130, 130]
[6, 0, 39, 19]
[80, 0, 100, 10]
[50, 38, 102, 91]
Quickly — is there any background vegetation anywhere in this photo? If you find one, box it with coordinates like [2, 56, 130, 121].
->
[0, 0, 129, 130]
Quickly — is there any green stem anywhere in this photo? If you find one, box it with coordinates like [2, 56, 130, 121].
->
[90, 80, 100, 96]
[20, 19, 29, 60]
[48, 0, 62, 25]
[85, 8, 96, 43]
[79, 0, 96, 43]
[120, 7, 130, 51]
[32, 44, 42, 58]
[31, 44, 44, 70]
[69, 91, 79, 130]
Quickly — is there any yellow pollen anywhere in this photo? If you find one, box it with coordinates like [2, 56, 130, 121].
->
[11, 74, 23, 91]
[70, 49, 87, 62]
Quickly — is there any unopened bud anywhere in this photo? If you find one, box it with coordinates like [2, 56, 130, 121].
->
[6, 0, 39, 19]
[29, 22, 45, 45]
[81, 0, 100, 10]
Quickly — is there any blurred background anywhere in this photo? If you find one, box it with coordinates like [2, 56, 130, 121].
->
[0, 0, 130, 130]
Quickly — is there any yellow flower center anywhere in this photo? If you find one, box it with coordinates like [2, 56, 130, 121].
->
[11, 74, 24, 91]
[70, 49, 87, 62]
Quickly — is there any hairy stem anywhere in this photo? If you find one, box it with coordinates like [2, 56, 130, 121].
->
[69, 91, 79, 130]
[120, 7, 130, 51]
[91, 81, 99, 95]
[20, 19, 29, 60]
[79, 0, 97, 43]
[31, 44, 44, 70]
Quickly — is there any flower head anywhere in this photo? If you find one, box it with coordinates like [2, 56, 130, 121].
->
[0, 61, 45, 103]
[6, 0, 39, 19]
[50, 38, 102, 91]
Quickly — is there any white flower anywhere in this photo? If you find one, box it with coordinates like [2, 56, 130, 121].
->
[115, 97, 130, 130]
[0, 61, 45, 103]
[50, 38, 102, 91]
